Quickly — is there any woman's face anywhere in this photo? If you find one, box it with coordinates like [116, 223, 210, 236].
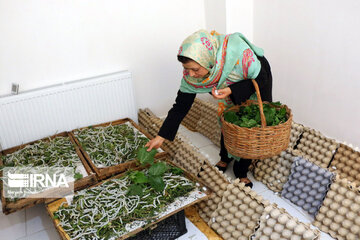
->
[182, 60, 209, 78]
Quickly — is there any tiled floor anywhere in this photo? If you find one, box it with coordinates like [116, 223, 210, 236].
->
[0, 124, 335, 240]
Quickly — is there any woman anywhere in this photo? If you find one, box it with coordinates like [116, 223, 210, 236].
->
[145, 30, 272, 187]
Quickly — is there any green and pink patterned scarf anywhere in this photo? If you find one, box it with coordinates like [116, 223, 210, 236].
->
[179, 30, 264, 117]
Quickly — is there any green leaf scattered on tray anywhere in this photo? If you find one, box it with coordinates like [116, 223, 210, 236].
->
[170, 167, 184, 175]
[127, 184, 144, 196]
[128, 148, 169, 195]
[74, 172, 83, 180]
[149, 162, 168, 176]
[148, 175, 165, 192]
[130, 171, 148, 184]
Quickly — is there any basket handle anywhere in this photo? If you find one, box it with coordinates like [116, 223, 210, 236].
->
[251, 79, 267, 128]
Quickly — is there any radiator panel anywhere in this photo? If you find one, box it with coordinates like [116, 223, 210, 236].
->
[0, 71, 137, 150]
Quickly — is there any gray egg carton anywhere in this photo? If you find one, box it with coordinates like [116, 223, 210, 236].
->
[288, 121, 305, 149]
[313, 175, 360, 240]
[294, 127, 338, 168]
[329, 143, 360, 188]
[281, 157, 335, 217]
[251, 204, 320, 240]
[253, 150, 296, 192]
[197, 160, 231, 223]
[209, 179, 270, 240]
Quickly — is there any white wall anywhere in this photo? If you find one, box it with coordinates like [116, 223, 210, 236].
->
[253, 0, 360, 147]
[204, 0, 226, 34]
[0, 0, 206, 116]
[226, 0, 253, 41]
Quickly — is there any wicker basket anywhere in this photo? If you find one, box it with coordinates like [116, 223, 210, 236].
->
[220, 79, 292, 159]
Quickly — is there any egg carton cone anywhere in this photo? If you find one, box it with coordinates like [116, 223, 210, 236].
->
[294, 127, 339, 168]
[329, 143, 360, 188]
[138, 108, 160, 136]
[181, 98, 203, 131]
[209, 130, 221, 148]
[197, 160, 231, 223]
[313, 175, 360, 240]
[248, 159, 258, 174]
[251, 203, 320, 240]
[288, 121, 305, 149]
[172, 140, 207, 177]
[209, 179, 270, 240]
[253, 150, 296, 193]
[281, 157, 335, 217]
[138, 108, 187, 157]
[195, 98, 220, 140]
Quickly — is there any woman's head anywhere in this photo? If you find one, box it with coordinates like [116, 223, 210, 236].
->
[177, 30, 219, 79]
[177, 55, 209, 78]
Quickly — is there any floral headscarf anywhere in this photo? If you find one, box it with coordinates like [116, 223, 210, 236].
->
[179, 30, 264, 116]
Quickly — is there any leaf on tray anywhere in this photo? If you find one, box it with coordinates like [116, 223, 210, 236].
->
[74, 172, 83, 181]
[137, 147, 157, 166]
[170, 167, 184, 175]
[149, 162, 168, 176]
[131, 171, 149, 184]
[127, 184, 144, 196]
[148, 175, 165, 192]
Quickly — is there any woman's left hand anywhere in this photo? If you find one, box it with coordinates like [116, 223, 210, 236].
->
[211, 87, 232, 99]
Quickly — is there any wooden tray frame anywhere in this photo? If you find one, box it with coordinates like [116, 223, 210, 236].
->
[0, 132, 98, 215]
[46, 158, 213, 240]
[70, 118, 168, 180]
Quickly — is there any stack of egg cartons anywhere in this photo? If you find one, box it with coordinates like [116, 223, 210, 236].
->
[181, 98, 203, 131]
[195, 99, 221, 148]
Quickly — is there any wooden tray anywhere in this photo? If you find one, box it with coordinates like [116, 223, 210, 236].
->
[0, 132, 97, 215]
[70, 118, 168, 180]
[46, 158, 213, 240]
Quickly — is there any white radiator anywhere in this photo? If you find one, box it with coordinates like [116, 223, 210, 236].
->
[0, 71, 137, 150]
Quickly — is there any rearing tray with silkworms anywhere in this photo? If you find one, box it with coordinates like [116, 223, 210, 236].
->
[0, 132, 97, 215]
[46, 160, 211, 240]
[70, 118, 168, 180]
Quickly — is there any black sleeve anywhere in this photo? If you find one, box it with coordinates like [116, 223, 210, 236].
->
[229, 56, 273, 104]
[158, 90, 196, 141]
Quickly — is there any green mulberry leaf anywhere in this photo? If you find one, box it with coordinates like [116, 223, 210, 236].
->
[149, 175, 165, 192]
[149, 162, 168, 176]
[137, 147, 157, 165]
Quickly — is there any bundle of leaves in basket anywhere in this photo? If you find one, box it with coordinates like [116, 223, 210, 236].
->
[224, 101, 288, 128]
[220, 79, 293, 160]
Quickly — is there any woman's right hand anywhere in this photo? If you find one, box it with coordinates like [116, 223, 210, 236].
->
[145, 135, 165, 151]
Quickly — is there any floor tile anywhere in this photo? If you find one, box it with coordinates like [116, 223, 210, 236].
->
[27, 227, 60, 240]
[247, 172, 268, 194]
[319, 231, 335, 240]
[0, 208, 26, 240]
[25, 204, 54, 236]
[199, 144, 220, 165]
[224, 160, 236, 180]
[177, 124, 189, 133]
[179, 128, 213, 148]
[16, 237, 28, 240]
[176, 218, 208, 240]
